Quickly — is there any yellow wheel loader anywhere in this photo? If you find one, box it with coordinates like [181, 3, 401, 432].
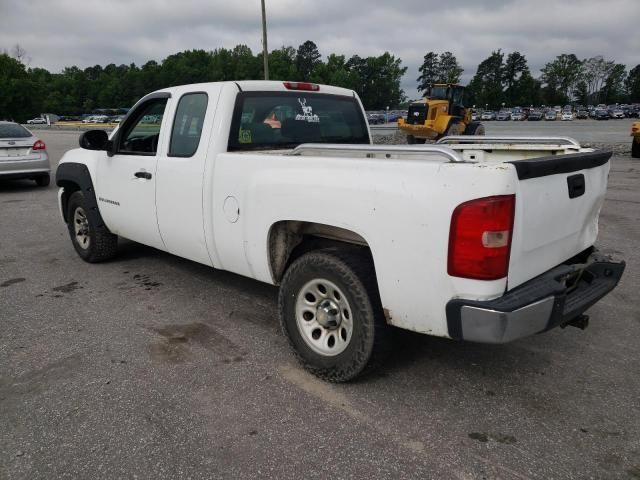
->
[398, 84, 484, 144]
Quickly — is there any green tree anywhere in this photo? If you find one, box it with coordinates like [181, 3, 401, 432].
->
[437, 52, 463, 84]
[295, 41, 322, 81]
[625, 64, 640, 102]
[416, 51, 463, 95]
[267, 46, 297, 80]
[417, 52, 439, 94]
[540, 54, 583, 104]
[503, 52, 528, 105]
[466, 50, 504, 109]
[600, 64, 627, 104]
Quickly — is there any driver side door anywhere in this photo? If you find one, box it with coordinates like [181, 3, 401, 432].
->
[95, 95, 169, 251]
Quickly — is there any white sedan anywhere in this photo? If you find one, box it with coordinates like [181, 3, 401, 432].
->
[561, 112, 574, 121]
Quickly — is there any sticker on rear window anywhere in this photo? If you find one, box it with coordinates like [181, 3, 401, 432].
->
[239, 128, 252, 144]
[295, 98, 320, 123]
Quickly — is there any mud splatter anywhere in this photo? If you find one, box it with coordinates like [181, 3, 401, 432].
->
[1, 278, 25, 287]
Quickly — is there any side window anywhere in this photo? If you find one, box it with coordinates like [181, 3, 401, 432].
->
[118, 99, 167, 155]
[169, 93, 208, 157]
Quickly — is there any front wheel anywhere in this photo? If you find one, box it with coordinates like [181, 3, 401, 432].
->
[633, 138, 640, 158]
[66, 191, 118, 263]
[278, 248, 390, 382]
[464, 122, 485, 136]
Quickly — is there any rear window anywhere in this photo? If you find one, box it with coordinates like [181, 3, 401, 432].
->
[0, 123, 31, 138]
[228, 92, 369, 151]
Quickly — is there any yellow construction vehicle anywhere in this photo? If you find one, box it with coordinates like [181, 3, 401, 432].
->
[398, 84, 484, 144]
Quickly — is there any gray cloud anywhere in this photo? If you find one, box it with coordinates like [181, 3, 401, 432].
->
[1, 0, 638, 98]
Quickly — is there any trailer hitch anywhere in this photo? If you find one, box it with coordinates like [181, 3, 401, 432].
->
[561, 314, 589, 330]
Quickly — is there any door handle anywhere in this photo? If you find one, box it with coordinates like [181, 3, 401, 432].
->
[134, 171, 152, 180]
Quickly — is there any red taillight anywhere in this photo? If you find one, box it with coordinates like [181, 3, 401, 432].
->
[33, 140, 46, 151]
[283, 81, 320, 91]
[448, 195, 515, 280]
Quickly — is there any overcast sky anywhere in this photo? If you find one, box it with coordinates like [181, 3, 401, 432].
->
[1, 0, 638, 98]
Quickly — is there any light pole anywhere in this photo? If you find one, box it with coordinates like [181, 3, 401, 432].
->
[261, 0, 269, 80]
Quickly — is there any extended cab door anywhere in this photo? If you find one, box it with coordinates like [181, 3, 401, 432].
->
[95, 94, 170, 250]
[155, 86, 220, 266]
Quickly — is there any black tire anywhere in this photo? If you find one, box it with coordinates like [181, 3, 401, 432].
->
[633, 138, 640, 159]
[278, 248, 391, 382]
[464, 122, 485, 136]
[444, 121, 461, 137]
[406, 134, 416, 144]
[414, 137, 426, 144]
[66, 190, 118, 263]
[35, 174, 50, 187]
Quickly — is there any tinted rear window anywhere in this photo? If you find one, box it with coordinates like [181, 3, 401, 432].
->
[0, 123, 31, 138]
[228, 92, 369, 151]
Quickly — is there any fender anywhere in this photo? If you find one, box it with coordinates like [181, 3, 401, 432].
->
[55, 162, 107, 229]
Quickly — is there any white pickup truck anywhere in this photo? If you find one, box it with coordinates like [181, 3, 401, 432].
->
[56, 80, 625, 382]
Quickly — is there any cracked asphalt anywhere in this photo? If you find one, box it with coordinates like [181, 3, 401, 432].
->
[1, 124, 639, 479]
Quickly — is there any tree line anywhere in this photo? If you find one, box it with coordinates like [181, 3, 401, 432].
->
[0, 41, 406, 122]
[2, 41, 639, 122]
[417, 50, 640, 109]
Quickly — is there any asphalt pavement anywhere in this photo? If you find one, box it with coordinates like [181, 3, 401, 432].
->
[1, 125, 639, 479]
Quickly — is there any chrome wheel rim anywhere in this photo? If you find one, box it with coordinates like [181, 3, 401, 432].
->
[295, 278, 353, 356]
[73, 207, 90, 249]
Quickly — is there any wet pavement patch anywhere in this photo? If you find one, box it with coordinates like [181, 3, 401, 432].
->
[52, 281, 82, 293]
[1, 278, 25, 287]
[149, 322, 245, 364]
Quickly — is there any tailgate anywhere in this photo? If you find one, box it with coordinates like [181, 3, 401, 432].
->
[507, 150, 612, 288]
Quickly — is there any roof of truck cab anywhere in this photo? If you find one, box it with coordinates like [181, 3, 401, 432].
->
[153, 81, 356, 98]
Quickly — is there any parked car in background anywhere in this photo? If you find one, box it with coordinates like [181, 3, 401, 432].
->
[480, 111, 496, 121]
[511, 111, 526, 121]
[90, 115, 111, 123]
[110, 115, 125, 124]
[545, 110, 557, 121]
[527, 110, 544, 121]
[0, 121, 50, 186]
[26, 117, 47, 125]
[496, 110, 512, 121]
[471, 112, 480, 121]
[595, 109, 610, 120]
[561, 111, 574, 121]
[610, 108, 625, 119]
[367, 113, 384, 125]
[576, 110, 589, 119]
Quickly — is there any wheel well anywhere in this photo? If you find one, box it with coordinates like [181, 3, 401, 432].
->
[268, 221, 370, 284]
[58, 181, 81, 222]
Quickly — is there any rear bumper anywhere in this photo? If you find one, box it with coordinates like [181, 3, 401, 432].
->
[446, 250, 625, 343]
[0, 155, 50, 178]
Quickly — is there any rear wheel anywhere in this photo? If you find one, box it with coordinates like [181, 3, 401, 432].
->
[66, 191, 118, 263]
[35, 174, 50, 187]
[406, 134, 416, 144]
[278, 248, 390, 382]
[633, 138, 640, 158]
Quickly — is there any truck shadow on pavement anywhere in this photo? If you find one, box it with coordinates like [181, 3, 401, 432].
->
[0, 179, 44, 192]
[112, 239, 558, 386]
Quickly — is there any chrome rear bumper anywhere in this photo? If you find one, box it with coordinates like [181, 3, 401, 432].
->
[446, 250, 625, 343]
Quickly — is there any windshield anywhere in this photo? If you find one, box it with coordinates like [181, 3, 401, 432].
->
[228, 92, 369, 151]
[0, 123, 31, 138]
[429, 86, 448, 100]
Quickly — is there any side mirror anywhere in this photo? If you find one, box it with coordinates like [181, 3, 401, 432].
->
[79, 130, 110, 151]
